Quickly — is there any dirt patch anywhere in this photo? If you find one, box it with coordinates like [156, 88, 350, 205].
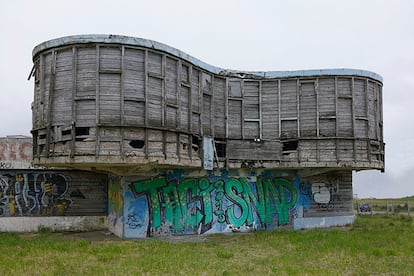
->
[53, 230, 122, 241]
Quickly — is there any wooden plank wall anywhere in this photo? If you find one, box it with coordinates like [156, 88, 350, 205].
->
[32, 43, 384, 169]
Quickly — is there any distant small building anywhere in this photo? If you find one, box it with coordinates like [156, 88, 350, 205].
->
[16, 34, 386, 237]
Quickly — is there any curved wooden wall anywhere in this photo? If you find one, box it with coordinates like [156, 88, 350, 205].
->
[31, 35, 384, 174]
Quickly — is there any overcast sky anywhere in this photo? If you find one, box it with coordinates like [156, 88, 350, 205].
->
[1, 0, 413, 198]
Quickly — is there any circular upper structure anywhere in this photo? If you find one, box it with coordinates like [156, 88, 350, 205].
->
[30, 34, 384, 174]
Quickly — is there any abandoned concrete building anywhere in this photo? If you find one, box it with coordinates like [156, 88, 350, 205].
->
[1, 34, 384, 238]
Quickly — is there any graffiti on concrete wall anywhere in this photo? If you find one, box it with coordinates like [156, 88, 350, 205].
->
[107, 176, 124, 236]
[311, 179, 340, 210]
[108, 176, 123, 215]
[0, 173, 72, 216]
[123, 171, 315, 237]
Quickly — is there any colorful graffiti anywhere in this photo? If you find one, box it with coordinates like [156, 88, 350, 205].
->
[107, 176, 124, 236]
[125, 173, 307, 237]
[0, 173, 72, 216]
[108, 176, 123, 215]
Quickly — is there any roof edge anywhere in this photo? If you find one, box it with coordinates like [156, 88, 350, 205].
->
[32, 34, 383, 83]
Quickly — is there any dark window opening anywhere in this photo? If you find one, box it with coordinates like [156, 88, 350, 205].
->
[39, 134, 47, 140]
[215, 139, 226, 158]
[192, 136, 201, 152]
[62, 129, 71, 136]
[75, 127, 89, 136]
[129, 140, 145, 149]
[75, 127, 89, 141]
[282, 140, 298, 152]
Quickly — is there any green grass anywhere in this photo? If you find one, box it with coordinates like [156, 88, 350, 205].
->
[355, 196, 414, 213]
[0, 216, 413, 275]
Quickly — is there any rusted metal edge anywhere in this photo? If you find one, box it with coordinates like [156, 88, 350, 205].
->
[32, 34, 383, 83]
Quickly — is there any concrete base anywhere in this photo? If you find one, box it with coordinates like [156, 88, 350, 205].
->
[0, 216, 106, 232]
[293, 215, 355, 230]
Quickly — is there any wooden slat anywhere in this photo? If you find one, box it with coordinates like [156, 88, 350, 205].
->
[45, 50, 56, 158]
[95, 45, 100, 157]
[71, 47, 77, 158]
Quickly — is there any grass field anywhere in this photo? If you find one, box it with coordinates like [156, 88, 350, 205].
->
[355, 196, 414, 215]
[0, 216, 413, 275]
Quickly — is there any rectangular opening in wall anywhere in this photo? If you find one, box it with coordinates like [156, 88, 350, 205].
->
[192, 136, 201, 153]
[215, 138, 226, 158]
[282, 140, 298, 154]
[75, 127, 89, 141]
[61, 129, 71, 136]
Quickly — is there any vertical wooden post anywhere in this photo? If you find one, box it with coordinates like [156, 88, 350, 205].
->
[46, 50, 56, 158]
[366, 79, 371, 163]
[259, 80, 263, 140]
[95, 45, 100, 157]
[70, 46, 77, 158]
[199, 71, 203, 137]
[334, 77, 339, 162]
[120, 46, 125, 160]
[296, 78, 300, 138]
[278, 79, 281, 139]
[351, 77, 356, 162]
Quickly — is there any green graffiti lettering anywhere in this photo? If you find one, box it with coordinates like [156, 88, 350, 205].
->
[263, 178, 298, 225]
[263, 178, 280, 225]
[213, 180, 226, 223]
[273, 178, 297, 225]
[198, 178, 214, 227]
[130, 177, 166, 229]
[225, 178, 249, 228]
[129, 174, 301, 235]
[240, 177, 266, 226]
[162, 181, 184, 232]
[177, 178, 200, 228]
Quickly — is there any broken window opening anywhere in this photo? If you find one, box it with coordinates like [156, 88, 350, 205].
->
[192, 136, 201, 152]
[129, 140, 145, 149]
[214, 139, 226, 158]
[282, 140, 298, 152]
[75, 127, 90, 141]
[62, 129, 71, 136]
[75, 127, 89, 136]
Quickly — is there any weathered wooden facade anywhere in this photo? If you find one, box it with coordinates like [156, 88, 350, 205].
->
[30, 35, 384, 237]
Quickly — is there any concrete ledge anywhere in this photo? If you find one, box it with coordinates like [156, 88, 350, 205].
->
[0, 216, 106, 232]
[293, 215, 355, 230]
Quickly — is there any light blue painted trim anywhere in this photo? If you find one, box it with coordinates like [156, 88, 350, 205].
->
[293, 215, 355, 230]
[33, 34, 383, 83]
